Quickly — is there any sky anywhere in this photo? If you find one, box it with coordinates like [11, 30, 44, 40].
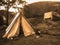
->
[25, 0, 60, 4]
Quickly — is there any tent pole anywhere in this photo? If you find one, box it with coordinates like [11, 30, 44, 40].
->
[6, 0, 10, 26]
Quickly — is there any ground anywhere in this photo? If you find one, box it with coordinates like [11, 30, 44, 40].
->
[0, 16, 60, 45]
[0, 34, 60, 45]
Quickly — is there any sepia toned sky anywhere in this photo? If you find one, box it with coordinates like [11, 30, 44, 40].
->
[25, 0, 60, 4]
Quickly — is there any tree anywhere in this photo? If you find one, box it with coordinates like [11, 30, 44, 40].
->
[0, 0, 16, 26]
[0, 0, 26, 25]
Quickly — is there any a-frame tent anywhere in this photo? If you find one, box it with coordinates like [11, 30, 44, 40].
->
[3, 12, 35, 39]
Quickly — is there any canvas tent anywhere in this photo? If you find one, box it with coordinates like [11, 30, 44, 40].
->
[44, 11, 53, 20]
[44, 11, 60, 20]
[3, 12, 35, 39]
[44, 11, 60, 25]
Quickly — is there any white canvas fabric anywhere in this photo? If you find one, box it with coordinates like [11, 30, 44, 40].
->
[6, 17, 20, 39]
[44, 11, 53, 20]
[3, 13, 35, 39]
[22, 16, 35, 36]
[3, 13, 20, 39]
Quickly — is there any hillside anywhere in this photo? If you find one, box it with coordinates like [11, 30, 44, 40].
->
[24, 2, 60, 18]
